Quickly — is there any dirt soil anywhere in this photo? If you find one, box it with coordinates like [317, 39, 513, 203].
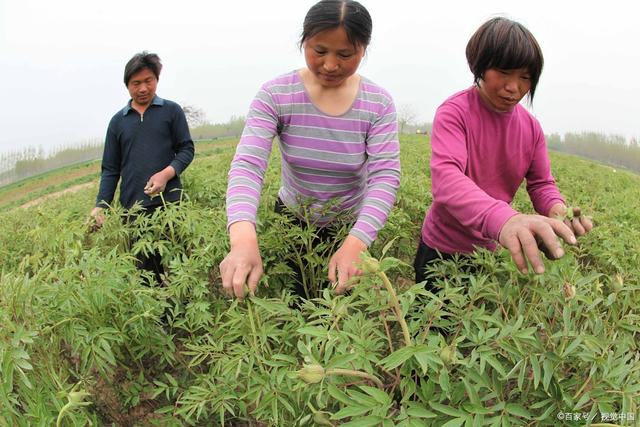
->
[19, 181, 95, 209]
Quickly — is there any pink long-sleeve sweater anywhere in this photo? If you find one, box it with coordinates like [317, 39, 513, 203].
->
[421, 86, 565, 254]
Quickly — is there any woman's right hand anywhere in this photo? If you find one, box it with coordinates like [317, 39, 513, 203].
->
[498, 213, 577, 275]
[219, 221, 263, 299]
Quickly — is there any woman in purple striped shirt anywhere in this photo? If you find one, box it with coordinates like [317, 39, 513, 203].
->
[220, 0, 401, 299]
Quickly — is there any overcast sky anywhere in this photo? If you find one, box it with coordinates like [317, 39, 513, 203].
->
[1, 0, 638, 156]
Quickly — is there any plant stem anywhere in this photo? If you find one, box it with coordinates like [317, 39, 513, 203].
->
[56, 402, 73, 427]
[326, 368, 384, 389]
[377, 271, 412, 347]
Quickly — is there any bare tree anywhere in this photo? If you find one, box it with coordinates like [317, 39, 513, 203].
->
[181, 104, 207, 128]
[397, 104, 417, 135]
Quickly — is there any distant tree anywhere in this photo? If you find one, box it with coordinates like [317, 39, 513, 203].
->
[397, 104, 417, 135]
[182, 104, 207, 128]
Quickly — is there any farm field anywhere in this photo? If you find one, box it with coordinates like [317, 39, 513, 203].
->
[0, 135, 639, 426]
[0, 138, 238, 211]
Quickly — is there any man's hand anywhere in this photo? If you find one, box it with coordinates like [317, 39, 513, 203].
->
[144, 166, 175, 196]
[548, 203, 594, 237]
[329, 235, 367, 295]
[499, 213, 576, 275]
[89, 207, 106, 231]
[219, 221, 263, 300]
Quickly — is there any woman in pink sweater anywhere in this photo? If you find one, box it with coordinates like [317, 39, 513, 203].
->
[415, 17, 592, 285]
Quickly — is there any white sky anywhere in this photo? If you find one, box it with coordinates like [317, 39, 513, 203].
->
[0, 0, 638, 156]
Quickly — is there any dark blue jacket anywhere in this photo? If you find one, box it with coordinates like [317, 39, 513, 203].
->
[96, 96, 194, 209]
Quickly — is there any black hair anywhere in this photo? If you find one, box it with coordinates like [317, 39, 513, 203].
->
[299, 0, 372, 49]
[123, 51, 162, 86]
[466, 17, 544, 101]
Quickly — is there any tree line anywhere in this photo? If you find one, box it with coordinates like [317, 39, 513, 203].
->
[547, 132, 640, 174]
[1, 119, 638, 188]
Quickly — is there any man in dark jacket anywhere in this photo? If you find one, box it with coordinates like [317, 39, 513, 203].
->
[91, 51, 194, 283]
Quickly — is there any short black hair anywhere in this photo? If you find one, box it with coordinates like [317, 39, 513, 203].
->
[300, 0, 372, 49]
[466, 17, 544, 101]
[123, 51, 162, 86]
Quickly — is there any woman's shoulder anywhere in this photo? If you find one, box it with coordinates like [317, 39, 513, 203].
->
[359, 75, 395, 107]
[440, 87, 475, 109]
[434, 87, 475, 119]
[259, 70, 305, 93]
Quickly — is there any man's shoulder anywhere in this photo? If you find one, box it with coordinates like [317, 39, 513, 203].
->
[108, 105, 128, 127]
[157, 97, 179, 108]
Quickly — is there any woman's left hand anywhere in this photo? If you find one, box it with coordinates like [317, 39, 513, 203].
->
[549, 203, 594, 237]
[329, 235, 367, 295]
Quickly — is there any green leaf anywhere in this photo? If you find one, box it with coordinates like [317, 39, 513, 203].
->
[359, 385, 391, 405]
[327, 353, 360, 369]
[505, 404, 531, 419]
[339, 416, 384, 427]
[379, 257, 404, 272]
[430, 401, 464, 417]
[326, 383, 353, 406]
[405, 404, 437, 418]
[534, 405, 556, 421]
[574, 392, 591, 410]
[482, 353, 507, 377]
[15, 358, 33, 371]
[380, 345, 419, 370]
[347, 389, 378, 407]
[296, 326, 328, 338]
[530, 355, 541, 389]
[439, 369, 450, 394]
[561, 336, 582, 358]
[441, 418, 466, 427]
[462, 378, 480, 406]
[542, 358, 554, 391]
[529, 398, 552, 410]
[414, 350, 441, 375]
[381, 236, 399, 257]
[517, 358, 526, 390]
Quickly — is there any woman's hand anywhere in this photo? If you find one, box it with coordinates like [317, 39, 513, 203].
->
[219, 221, 263, 299]
[329, 235, 367, 295]
[499, 213, 576, 275]
[548, 203, 594, 237]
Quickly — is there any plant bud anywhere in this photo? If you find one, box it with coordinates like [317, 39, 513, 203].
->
[313, 411, 335, 426]
[440, 345, 456, 365]
[297, 364, 325, 384]
[572, 207, 581, 217]
[68, 390, 90, 405]
[612, 274, 624, 293]
[563, 282, 576, 300]
[361, 256, 380, 275]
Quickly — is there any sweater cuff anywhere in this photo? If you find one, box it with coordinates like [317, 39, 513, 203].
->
[484, 203, 520, 242]
[349, 226, 374, 248]
[169, 160, 184, 177]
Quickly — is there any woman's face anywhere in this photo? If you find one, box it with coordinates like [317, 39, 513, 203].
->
[303, 26, 365, 88]
[477, 68, 532, 112]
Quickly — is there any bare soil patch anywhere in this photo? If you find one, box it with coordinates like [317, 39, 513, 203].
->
[20, 181, 95, 209]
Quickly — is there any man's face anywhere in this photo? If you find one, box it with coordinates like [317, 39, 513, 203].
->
[127, 68, 158, 108]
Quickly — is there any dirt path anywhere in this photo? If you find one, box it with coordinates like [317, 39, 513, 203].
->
[20, 181, 96, 209]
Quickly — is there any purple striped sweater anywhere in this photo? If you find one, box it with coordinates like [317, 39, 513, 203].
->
[226, 70, 400, 246]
